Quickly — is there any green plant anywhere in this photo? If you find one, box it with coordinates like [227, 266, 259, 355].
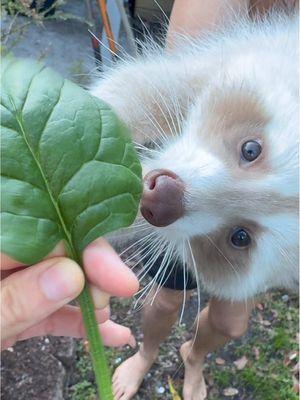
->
[1, 57, 142, 399]
[1, 0, 92, 50]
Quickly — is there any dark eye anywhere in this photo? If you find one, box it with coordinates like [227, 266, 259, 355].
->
[241, 140, 262, 162]
[231, 228, 251, 248]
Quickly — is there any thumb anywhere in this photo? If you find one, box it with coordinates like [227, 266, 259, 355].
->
[1, 257, 84, 344]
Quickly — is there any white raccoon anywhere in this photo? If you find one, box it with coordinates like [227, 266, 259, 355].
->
[91, 12, 299, 302]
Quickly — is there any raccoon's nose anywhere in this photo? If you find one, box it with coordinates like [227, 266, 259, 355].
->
[141, 169, 184, 227]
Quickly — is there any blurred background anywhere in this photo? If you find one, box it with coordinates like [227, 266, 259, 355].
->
[1, 0, 174, 84]
[1, 1, 299, 399]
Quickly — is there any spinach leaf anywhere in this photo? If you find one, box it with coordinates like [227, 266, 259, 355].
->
[1, 57, 142, 399]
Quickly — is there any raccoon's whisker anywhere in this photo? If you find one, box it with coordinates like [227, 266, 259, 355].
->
[158, 249, 181, 295]
[133, 141, 159, 154]
[146, 86, 178, 139]
[118, 230, 157, 257]
[88, 30, 127, 64]
[136, 151, 155, 163]
[204, 234, 249, 303]
[139, 104, 170, 143]
[137, 15, 161, 49]
[129, 237, 164, 269]
[187, 240, 201, 320]
[133, 115, 164, 149]
[124, 222, 150, 230]
[153, 0, 170, 24]
[170, 95, 185, 137]
[186, 240, 202, 356]
[204, 234, 240, 279]
[102, 34, 136, 61]
[179, 240, 188, 325]
[147, 80, 179, 138]
[171, 240, 201, 379]
[134, 240, 170, 308]
[163, 73, 187, 136]
[148, 93, 174, 140]
[122, 231, 157, 255]
[123, 219, 150, 229]
[136, 240, 168, 281]
[150, 243, 176, 305]
[136, 247, 176, 312]
[123, 235, 160, 264]
[137, 15, 153, 41]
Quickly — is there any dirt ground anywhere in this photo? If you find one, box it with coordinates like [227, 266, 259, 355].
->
[2, 288, 299, 400]
[1, 2, 299, 399]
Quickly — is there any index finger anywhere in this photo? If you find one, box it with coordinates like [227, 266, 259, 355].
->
[1, 242, 65, 270]
[83, 238, 139, 298]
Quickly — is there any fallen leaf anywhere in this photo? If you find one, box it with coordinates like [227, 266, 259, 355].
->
[257, 312, 263, 323]
[215, 357, 226, 365]
[233, 355, 248, 370]
[223, 387, 239, 396]
[168, 376, 181, 400]
[271, 309, 279, 319]
[292, 376, 300, 394]
[284, 351, 299, 366]
[207, 376, 214, 386]
[83, 340, 90, 352]
[261, 320, 271, 327]
[292, 362, 299, 374]
[252, 346, 260, 360]
[289, 352, 299, 361]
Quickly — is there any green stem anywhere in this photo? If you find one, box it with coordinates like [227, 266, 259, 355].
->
[78, 285, 114, 400]
[65, 243, 113, 400]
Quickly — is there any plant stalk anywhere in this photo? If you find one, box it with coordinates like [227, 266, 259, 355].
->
[65, 242, 113, 400]
[78, 285, 114, 400]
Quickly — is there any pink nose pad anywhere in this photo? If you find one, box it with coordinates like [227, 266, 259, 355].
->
[141, 169, 184, 227]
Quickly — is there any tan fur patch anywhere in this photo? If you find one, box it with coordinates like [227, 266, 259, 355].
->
[189, 220, 261, 285]
[193, 87, 274, 179]
[205, 88, 270, 131]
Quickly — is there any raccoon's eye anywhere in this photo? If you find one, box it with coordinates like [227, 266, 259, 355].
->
[231, 228, 251, 248]
[241, 140, 262, 162]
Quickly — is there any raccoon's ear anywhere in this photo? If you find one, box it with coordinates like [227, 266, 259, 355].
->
[90, 56, 209, 144]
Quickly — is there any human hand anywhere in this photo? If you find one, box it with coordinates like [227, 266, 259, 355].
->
[1, 238, 139, 350]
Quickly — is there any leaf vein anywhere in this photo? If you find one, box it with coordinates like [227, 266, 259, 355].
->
[36, 81, 65, 154]
[1, 210, 57, 225]
[21, 66, 46, 112]
[70, 192, 136, 233]
[1, 175, 46, 193]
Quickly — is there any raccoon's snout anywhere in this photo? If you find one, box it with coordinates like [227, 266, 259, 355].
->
[141, 169, 184, 227]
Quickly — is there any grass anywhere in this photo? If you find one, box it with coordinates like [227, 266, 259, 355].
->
[67, 291, 299, 399]
[205, 291, 299, 399]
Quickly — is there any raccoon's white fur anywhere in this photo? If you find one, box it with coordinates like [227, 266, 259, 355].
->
[91, 12, 299, 301]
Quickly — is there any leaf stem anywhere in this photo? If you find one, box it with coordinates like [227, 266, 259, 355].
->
[65, 244, 113, 400]
[78, 285, 114, 400]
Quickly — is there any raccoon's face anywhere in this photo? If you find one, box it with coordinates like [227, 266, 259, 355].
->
[93, 15, 299, 300]
[142, 78, 299, 300]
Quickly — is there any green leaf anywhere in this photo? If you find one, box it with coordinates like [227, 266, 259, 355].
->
[1, 57, 142, 399]
[1, 57, 142, 264]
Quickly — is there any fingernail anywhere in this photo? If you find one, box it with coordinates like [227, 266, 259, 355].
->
[90, 286, 110, 309]
[40, 259, 84, 302]
[128, 334, 136, 349]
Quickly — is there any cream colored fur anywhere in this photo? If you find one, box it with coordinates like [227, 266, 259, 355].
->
[91, 12, 299, 301]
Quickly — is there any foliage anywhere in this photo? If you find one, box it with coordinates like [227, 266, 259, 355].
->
[1, 57, 142, 399]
